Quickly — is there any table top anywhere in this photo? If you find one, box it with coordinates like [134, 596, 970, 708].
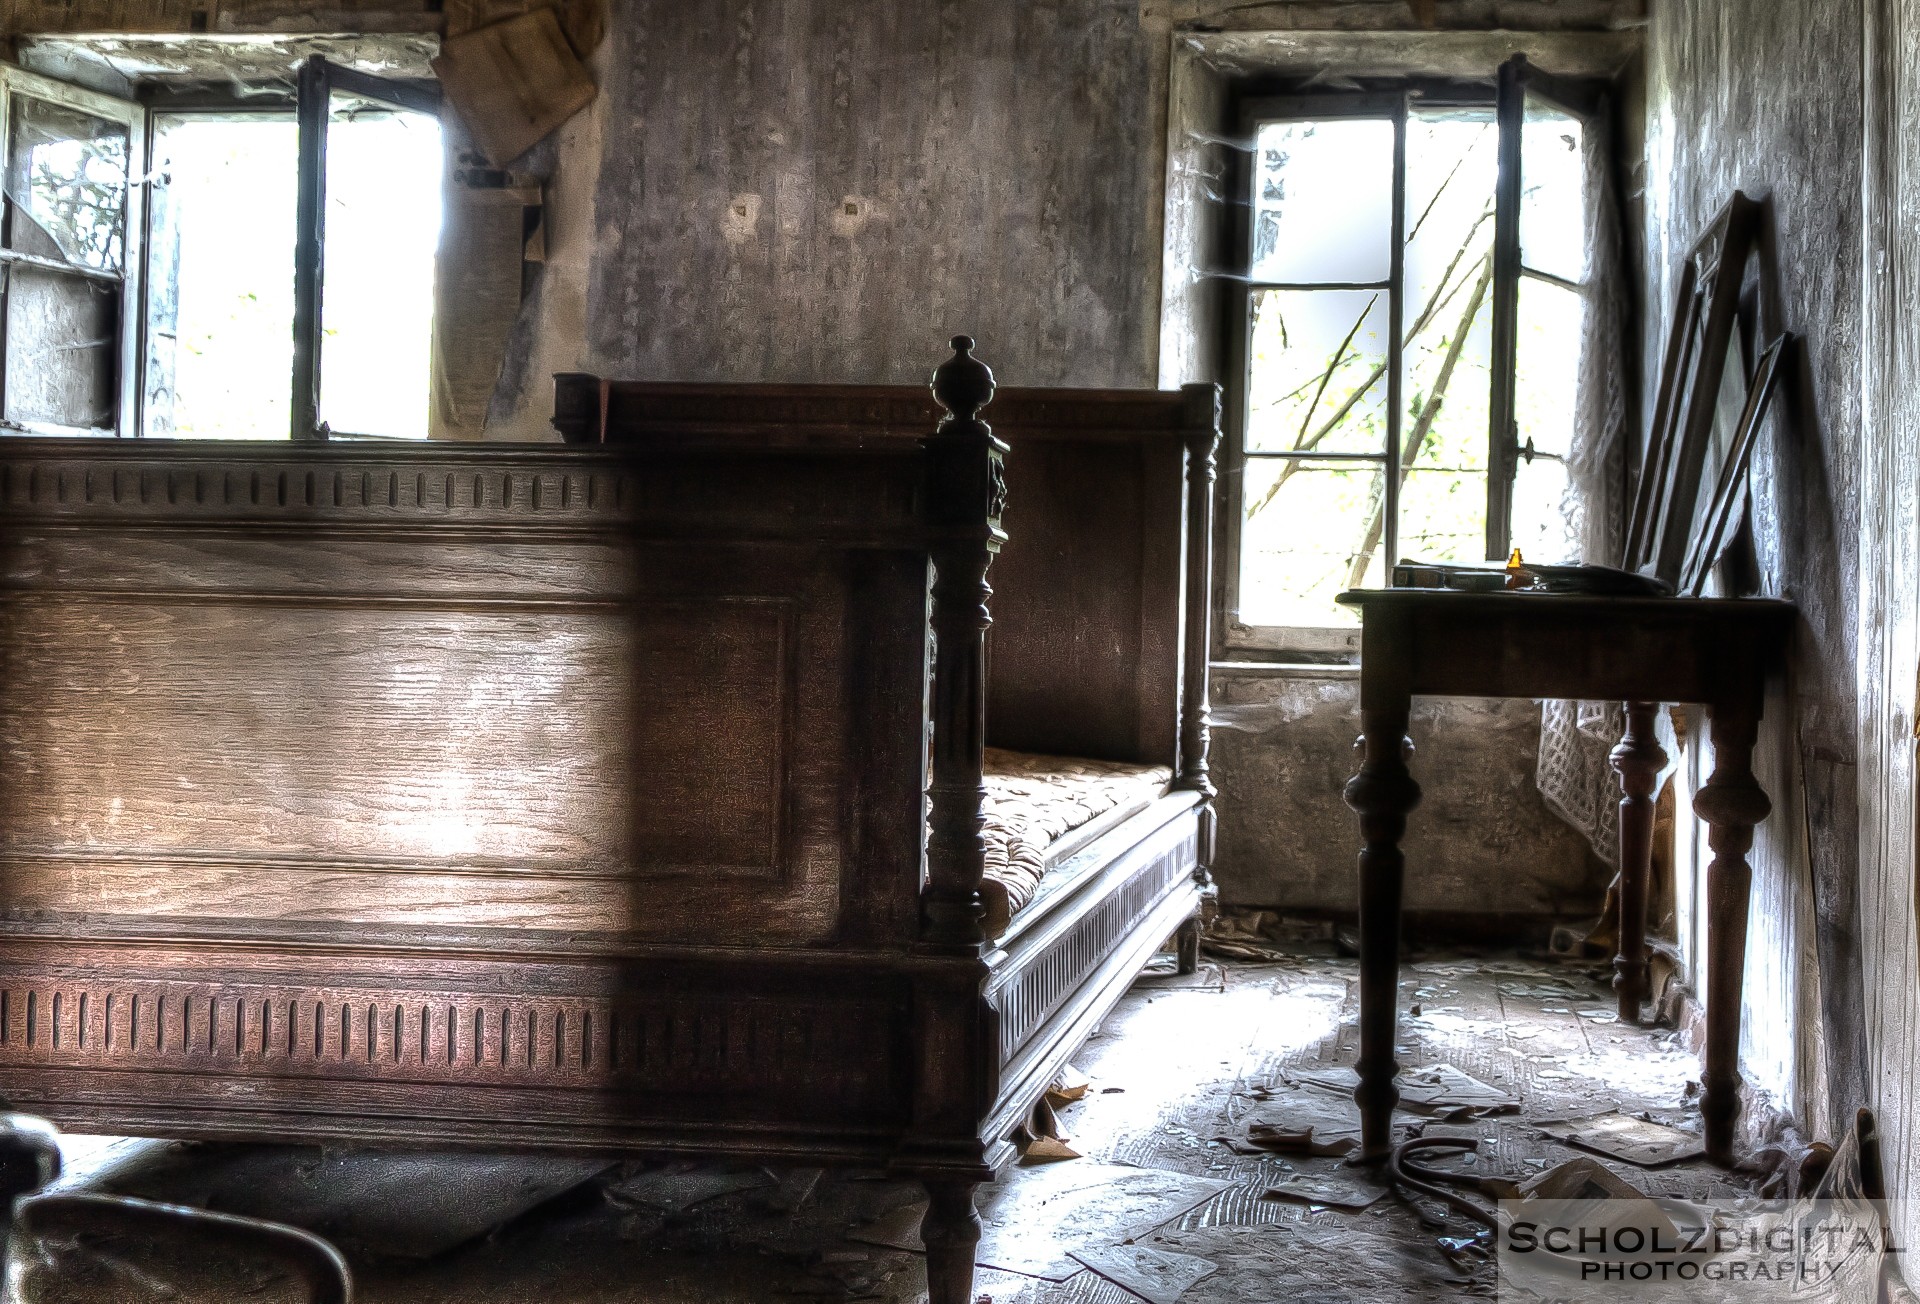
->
[1336, 587, 1796, 622]
[1334, 587, 1796, 708]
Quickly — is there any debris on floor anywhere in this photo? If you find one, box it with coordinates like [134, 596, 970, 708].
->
[603, 1162, 776, 1213]
[1532, 1110, 1706, 1167]
[1262, 1169, 1387, 1210]
[1201, 908, 1337, 961]
[1230, 1083, 1362, 1156]
[1068, 1242, 1218, 1304]
[1288, 1062, 1520, 1118]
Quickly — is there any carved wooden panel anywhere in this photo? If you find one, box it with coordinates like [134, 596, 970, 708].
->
[0, 972, 909, 1119]
[986, 437, 1184, 766]
[0, 480, 880, 944]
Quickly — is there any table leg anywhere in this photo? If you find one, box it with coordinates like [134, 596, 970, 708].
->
[1344, 699, 1421, 1162]
[1609, 702, 1668, 1023]
[1693, 703, 1768, 1167]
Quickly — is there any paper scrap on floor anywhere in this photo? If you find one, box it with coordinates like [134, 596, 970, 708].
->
[1070, 1243, 1218, 1304]
[1289, 1063, 1519, 1116]
[1263, 1171, 1386, 1210]
[1533, 1111, 1705, 1167]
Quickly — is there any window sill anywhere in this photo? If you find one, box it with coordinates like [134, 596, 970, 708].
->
[1211, 660, 1361, 679]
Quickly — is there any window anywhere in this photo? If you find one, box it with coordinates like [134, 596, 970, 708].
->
[1225, 60, 1600, 652]
[2, 55, 441, 442]
[0, 66, 144, 437]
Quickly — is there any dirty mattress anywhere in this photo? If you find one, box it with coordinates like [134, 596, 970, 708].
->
[980, 747, 1173, 938]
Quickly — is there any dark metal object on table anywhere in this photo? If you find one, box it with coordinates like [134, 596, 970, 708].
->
[1339, 587, 1794, 1168]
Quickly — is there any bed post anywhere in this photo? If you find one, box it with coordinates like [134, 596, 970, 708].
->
[913, 337, 1005, 1304]
[1173, 384, 1220, 973]
[922, 336, 1007, 951]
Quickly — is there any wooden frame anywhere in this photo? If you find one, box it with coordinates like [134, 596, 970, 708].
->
[0, 340, 1219, 1304]
[1624, 193, 1761, 583]
[1677, 333, 1789, 597]
[292, 55, 443, 441]
[1486, 53, 1607, 560]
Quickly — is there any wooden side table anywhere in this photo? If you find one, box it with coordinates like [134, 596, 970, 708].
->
[1336, 589, 1795, 1166]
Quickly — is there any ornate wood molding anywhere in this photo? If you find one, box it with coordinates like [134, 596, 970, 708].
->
[0, 973, 908, 1110]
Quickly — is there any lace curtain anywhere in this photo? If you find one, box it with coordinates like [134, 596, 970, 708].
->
[1534, 97, 1634, 866]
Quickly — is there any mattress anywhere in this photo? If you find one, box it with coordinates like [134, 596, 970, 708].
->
[980, 747, 1174, 938]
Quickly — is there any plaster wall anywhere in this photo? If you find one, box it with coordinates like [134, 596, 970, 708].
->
[1640, 0, 1865, 1138]
[1213, 671, 1599, 916]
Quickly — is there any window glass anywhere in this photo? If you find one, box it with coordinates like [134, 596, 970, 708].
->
[1519, 97, 1586, 283]
[144, 114, 299, 440]
[1250, 119, 1394, 285]
[1236, 93, 1592, 637]
[1245, 287, 1389, 455]
[1239, 458, 1385, 628]
[1401, 106, 1499, 566]
[1514, 276, 1584, 462]
[4, 93, 129, 274]
[1511, 452, 1577, 564]
[318, 97, 442, 439]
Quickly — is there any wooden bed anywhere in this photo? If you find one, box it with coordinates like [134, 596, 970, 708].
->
[0, 338, 1219, 1304]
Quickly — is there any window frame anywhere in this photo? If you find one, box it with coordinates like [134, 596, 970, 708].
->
[0, 63, 147, 438]
[1218, 70, 1608, 658]
[137, 91, 296, 442]
[2, 56, 442, 443]
[291, 55, 442, 442]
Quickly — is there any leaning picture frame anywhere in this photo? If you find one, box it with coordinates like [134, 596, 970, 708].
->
[1677, 334, 1789, 597]
[1622, 192, 1761, 584]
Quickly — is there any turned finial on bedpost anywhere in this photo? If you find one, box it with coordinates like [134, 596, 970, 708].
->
[922, 335, 1006, 952]
[932, 336, 995, 426]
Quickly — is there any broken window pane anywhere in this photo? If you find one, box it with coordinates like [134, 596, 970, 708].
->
[1246, 288, 1389, 455]
[1250, 119, 1393, 285]
[143, 114, 299, 440]
[318, 98, 442, 440]
[2, 264, 115, 431]
[4, 93, 130, 274]
[1239, 459, 1385, 629]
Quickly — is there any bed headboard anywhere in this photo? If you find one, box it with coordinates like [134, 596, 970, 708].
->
[553, 375, 1222, 772]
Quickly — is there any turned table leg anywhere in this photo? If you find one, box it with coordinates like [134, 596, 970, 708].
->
[1610, 702, 1668, 1023]
[1344, 696, 1421, 1162]
[920, 1179, 981, 1304]
[1693, 703, 1768, 1167]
